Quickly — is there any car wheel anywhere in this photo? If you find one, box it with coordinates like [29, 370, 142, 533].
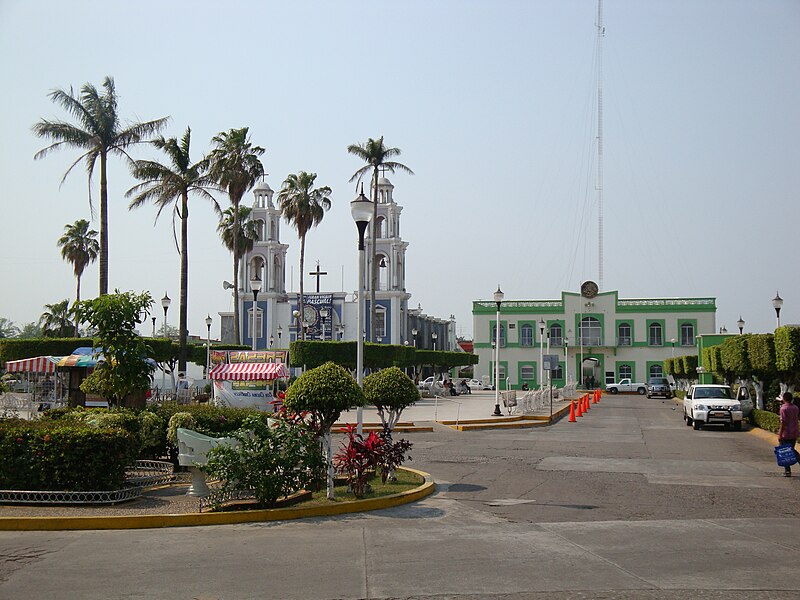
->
[685, 412, 692, 426]
[692, 419, 702, 430]
[609, 388, 618, 394]
[733, 421, 742, 431]
[637, 387, 646, 395]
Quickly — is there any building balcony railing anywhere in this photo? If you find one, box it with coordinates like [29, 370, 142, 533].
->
[617, 337, 632, 346]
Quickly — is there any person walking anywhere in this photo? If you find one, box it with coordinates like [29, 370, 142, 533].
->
[777, 391, 799, 477]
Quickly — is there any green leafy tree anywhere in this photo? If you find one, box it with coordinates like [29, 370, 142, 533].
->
[32, 76, 168, 295]
[774, 325, 800, 395]
[276, 171, 332, 340]
[347, 137, 413, 341]
[57, 218, 99, 335]
[747, 333, 776, 409]
[207, 127, 265, 345]
[38, 300, 74, 337]
[283, 362, 366, 500]
[17, 323, 42, 339]
[0, 318, 19, 339]
[74, 291, 155, 407]
[363, 367, 419, 433]
[127, 127, 220, 372]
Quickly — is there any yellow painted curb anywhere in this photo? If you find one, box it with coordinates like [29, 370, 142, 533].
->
[444, 404, 573, 431]
[0, 468, 435, 532]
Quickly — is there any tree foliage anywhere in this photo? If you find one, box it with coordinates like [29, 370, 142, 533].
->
[74, 291, 155, 406]
[363, 367, 419, 431]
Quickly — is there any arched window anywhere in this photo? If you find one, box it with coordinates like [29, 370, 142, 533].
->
[377, 254, 389, 290]
[618, 322, 632, 346]
[619, 364, 632, 380]
[579, 317, 601, 346]
[269, 220, 276, 241]
[375, 216, 385, 238]
[649, 364, 664, 378]
[520, 324, 533, 347]
[375, 307, 387, 340]
[680, 322, 694, 346]
[492, 324, 506, 347]
[271, 255, 281, 292]
[550, 323, 563, 346]
[649, 322, 663, 346]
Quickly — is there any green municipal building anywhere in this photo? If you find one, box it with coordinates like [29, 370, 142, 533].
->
[472, 281, 717, 391]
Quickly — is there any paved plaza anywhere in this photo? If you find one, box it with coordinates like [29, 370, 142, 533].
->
[0, 393, 798, 599]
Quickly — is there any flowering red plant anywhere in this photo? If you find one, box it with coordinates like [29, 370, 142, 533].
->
[333, 425, 385, 498]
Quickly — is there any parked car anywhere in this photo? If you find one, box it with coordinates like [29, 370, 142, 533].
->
[646, 377, 672, 399]
[683, 384, 743, 431]
[606, 378, 647, 395]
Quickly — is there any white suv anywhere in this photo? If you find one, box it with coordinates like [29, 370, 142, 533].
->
[683, 384, 743, 431]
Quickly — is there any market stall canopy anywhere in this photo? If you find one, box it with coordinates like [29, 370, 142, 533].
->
[209, 362, 289, 381]
[5, 356, 61, 373]
[58, 353, 104, 368]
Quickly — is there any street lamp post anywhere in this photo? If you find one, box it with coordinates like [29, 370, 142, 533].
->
[564, 334, 570, 384]
[432, 331, 437, 351]
[205, 315, 212, 379]
[320, 307, 329, 340]
[351, 185, 373, 436]
[151, 316, 156, 337]
[773, 292, 783, 328]
[737, 316, 745, 335]
[670, 338, 675, 359]
[161, 293, 171, 392]
[539, 318, 545, 390]
[277, 325, 282, 346]
[493, 286, 504, 416]
[250, 278, 262, 351]
[411, 328, 417, 347]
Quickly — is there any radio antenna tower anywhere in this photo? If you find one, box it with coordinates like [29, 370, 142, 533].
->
[596, 0, 605, 291]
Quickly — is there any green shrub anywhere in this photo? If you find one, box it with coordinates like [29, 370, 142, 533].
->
[751, 408, 781, 433]
[204, 413, 325, 508]
[167, 412, 196, 447]
[0, 419, 138, 491]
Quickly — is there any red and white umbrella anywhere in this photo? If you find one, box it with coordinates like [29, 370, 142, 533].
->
[209, 362, 290, 381]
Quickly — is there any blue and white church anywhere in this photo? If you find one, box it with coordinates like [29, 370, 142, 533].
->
[219, 176, 454, 355]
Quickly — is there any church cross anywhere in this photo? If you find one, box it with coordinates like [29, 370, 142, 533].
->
[309, 261, 327, 293]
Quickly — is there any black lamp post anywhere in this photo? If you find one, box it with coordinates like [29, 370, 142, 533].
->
[160, 293, 171, 391]
[250, 277, 262, 351]
[205, 314, 212, 378]
[737, 316, 745, 335]
[351, 184, 373, 436]
[773, 292, 783, 328]
[493, 286, 504, 416]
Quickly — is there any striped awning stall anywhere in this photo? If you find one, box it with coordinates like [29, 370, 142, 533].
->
[209, 362, 290, 381]
[5, 356, 60, 373]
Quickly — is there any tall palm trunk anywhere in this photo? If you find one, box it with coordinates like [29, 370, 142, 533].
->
[369, 166, 379, 342]
[299, 235, 306, 340]
[74, 274, 81, 337]
[232, 197, 241, 345]
[99, 152, 109, 295]
[178, 190, 189, 372]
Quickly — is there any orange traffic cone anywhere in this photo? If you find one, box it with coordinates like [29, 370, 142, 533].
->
[569, 400, 576, 422]
[576, 397, 584, 417]
[584, 394, 591, 411]
[593, 389, 599, 404]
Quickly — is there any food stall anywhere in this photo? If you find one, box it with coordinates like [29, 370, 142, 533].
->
[208, 362, 290, 411]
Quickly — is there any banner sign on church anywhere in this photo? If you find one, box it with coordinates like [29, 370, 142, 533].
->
[228, 350, 288, 364]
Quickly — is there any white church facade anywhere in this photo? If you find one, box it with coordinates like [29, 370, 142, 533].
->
[219, 176, 454, 356]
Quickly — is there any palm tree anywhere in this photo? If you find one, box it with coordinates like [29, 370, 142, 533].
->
[217, 207, 260, 327]
[57, 219, 99, 335]
[347, 137, 413, 341]
[207, 128, 265, 345]
[276, 172, 332, 340]
[32, 76, 169, 295]
[127, 127, 220, 372]
[0, 317, 19, 339]
[39, 300, 74, 338]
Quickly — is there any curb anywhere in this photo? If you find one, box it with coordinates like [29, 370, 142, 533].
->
[0, 468, 435, 532]
[443, 403, 573, 431]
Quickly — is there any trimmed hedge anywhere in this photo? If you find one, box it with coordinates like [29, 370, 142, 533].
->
[0, 419, 138, 491]
[751, 409, 781, 434]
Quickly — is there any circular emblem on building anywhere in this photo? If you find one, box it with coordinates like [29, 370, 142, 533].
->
[302, 304, 319, 326]
[581, 280, 599, 299]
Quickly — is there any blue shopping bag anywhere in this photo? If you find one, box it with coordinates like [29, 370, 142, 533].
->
[774, 444, 798, 467]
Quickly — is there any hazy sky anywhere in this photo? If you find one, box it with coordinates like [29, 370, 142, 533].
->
[1, 0, 798, 340]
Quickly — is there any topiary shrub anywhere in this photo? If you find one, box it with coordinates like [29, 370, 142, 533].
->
[363, 367, 419, 433]
[167, 412, 196, 447]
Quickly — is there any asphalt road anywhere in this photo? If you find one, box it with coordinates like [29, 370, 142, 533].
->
[1, 395, 798, 600]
